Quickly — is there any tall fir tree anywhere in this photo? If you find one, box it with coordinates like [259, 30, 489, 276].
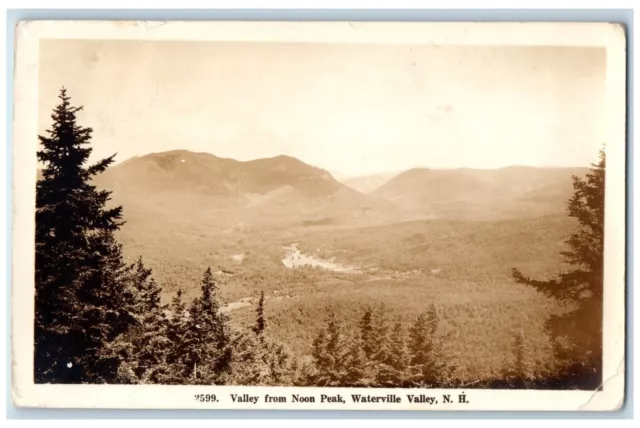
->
[34, 88, 134, 383]
[220, 328, 270, 386]
[377, 319, 411, 387]
[167, 288, 187, 343]
[181, 267, 232, 384]
[220, 291, 298, 387]
[310, 311, 347, 386]
[263, 340, 297, 386]
[102, 257, 170, 384]
[161, 288, 190, 384]
[408, 304, 450, 387]
[253, 290, 266, 336]
[513, 329, 527, 380]
[341, 336, 373, 387]
[311, 326, 330, 374]
[359, 305, 376, 360]
[371, 303, 391, 365]
[511, 149, 605, 387]
[323, 311, 347, 384]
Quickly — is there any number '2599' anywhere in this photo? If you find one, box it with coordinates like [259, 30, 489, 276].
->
[194, 394, 218, 403]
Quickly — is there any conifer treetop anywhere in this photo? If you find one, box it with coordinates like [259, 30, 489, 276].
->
[511, 148, 606, 302]
[38, 87, 117, 182]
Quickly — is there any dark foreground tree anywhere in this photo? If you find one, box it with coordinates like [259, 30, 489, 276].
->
[220, 323, 299, 386]
[102, 257, 171, 384]
[253, 290, 266, 336]
[306, 311, 349, 386]
[180, 267, 233, 384]
[408, 304, 451, 386]
[359, 305, 376, 360]
[35, 87, 135, 383]
[511, 149, 605, 388]
[159, 289, 190, 384]
[378, 319, 411, 386]
[501, 329, 529, 388]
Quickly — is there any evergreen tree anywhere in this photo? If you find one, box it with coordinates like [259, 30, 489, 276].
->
[378, 319, 411, 387]
[253, 290, 266, 336]
[220, 308, 297, 387]
[359, 305, 376, 360]
[311, 327, 330, 373]
[34, 88, 134, 383]
[500, 329, 528, 388]
[103, 257, 170, 384]
[341, 337, 373, 387]
[295, 360, 319, 387]
[511, 149, 605, 387]
[408, 304, 450, 387]
[361, 304, 395, 385]
[181, 267, 232, 384]
[167, 289, 187, 341]
[310, 311, 346, 386]
[389, 320, 411, 371]
[160, 289, 190, 384]
[220, 327, 270, 386]
[371, 304, 392, 365]
[354, 304, 393, 381]
[263, 340, 297, 386]
[513, 329, 526, 380]
[323, 311, 347, 385]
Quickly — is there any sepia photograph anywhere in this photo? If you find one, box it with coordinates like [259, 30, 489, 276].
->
[11, 20, 627, 411]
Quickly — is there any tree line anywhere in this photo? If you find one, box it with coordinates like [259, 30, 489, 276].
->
[300, 303, 453, 388]
[34, 88, 605, 389]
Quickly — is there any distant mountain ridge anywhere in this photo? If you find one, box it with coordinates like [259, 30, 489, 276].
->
[372, 165, 589, 220]
[36, 151, 590, 227]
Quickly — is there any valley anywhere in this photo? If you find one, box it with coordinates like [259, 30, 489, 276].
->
[92, 149, 586, 383]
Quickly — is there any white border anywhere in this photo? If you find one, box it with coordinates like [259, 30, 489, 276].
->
[10, 20, 628, 411]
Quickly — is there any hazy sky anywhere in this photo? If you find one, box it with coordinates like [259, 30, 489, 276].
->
[38, 40, 606, 178]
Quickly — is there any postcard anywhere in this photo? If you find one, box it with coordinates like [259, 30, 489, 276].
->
[11, 20, 627, 411]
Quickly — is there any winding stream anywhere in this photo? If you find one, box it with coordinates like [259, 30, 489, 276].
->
[281, 243, 360, 273]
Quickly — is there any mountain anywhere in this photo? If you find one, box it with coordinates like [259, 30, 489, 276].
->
[95, 150, 341, 200]
[372, 166, 589, 220]
[91, 150, 403, 230]
[342, 172, 399, 194]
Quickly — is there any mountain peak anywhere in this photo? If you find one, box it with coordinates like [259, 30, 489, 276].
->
[142, 149, 226, 161]
[94, 149, 350, 201]
[270, 154, 298, 161]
